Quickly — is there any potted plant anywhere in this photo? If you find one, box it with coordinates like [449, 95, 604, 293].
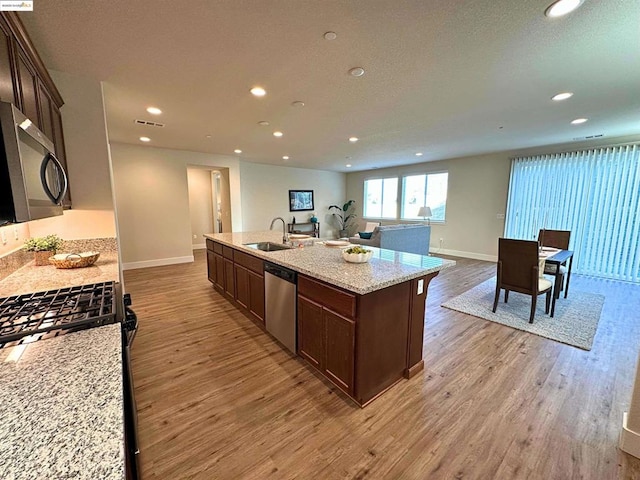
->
[24, 234, 63, 266]
[329, 200, 356, 238]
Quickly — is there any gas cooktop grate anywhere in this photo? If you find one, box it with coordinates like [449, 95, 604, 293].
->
[0, 281, 116, 348]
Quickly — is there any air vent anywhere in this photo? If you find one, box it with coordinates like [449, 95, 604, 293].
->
[572, 134, 604, 141]
[134, 119, 165, 128]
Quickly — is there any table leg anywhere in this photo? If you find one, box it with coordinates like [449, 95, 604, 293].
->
[565, 256, 573, 298]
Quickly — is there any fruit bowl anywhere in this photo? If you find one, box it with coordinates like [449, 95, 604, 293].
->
[342, 246, 373, 263]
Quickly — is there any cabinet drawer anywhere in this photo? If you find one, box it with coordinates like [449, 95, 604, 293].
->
[234, 250, 264, 275]
[212, 241, 223, 255]
[206, 238, 215, 251]
[298, 275, 356, 319]
[222, 245, 234, 259]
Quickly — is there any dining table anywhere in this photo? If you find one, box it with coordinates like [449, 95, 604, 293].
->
[539, 247, 574, 316]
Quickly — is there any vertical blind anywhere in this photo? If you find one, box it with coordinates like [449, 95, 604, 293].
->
[505, 144, 640, 283]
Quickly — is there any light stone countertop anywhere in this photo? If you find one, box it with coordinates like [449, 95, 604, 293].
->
[205, 231, 455, 295]
[0, 251, 120, 297]
[0, 323, 124, 480]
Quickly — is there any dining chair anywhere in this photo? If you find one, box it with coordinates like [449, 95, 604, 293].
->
[493, 238, 554, 323]
[538, 229, 571, 298]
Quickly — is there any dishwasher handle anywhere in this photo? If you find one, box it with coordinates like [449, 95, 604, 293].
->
[264, 263, 297, 283]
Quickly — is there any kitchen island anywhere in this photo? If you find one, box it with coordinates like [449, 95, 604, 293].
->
[205, 231, 454, 406]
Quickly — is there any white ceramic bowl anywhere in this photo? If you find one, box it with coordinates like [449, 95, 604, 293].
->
[342, 249, 373, 263]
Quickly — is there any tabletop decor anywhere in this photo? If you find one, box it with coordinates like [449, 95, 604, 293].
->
[342, 245, 373, 263]
[329, 199, 356, 237]
[23, 234, 63, 266]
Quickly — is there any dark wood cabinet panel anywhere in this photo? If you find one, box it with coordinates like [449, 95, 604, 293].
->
[214, 253, 225, 291]
[206, 250, 216, 284]
[234, 264, 249, 309]
[223, 258, 235, 298]
[248, 270, 264, 322]
[15, 47, 38, 127]
[297, 295, 324, 370]
[324, 308, 355, 394]
[0, 16, 16, 104]
[36, 82, 53, 139]
[298, 275, 356, 319]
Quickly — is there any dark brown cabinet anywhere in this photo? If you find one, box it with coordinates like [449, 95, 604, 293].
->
[207, 239, 265, 323]
[298, 276, 356, 395]
[0, 16, 16, 105]
[0, 12, 71, 208]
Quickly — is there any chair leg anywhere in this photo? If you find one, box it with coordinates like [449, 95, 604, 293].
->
[529, 294, 537, 323]
[545, 291, 551, 314]
[492, 285, 500, 313]
[504, 290, 509, 303]
[550, 291, 557, 318]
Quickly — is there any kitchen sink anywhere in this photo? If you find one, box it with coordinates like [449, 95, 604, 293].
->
[243, 242, 292, 252]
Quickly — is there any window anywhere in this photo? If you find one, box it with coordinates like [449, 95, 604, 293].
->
[401, 172, 448, 221]
[505, 144, 640, 282]
[363, 177, 398, 218]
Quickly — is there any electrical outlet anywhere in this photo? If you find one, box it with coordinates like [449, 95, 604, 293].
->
[497, 213, 505, 220]
[439, 237, 444, 247]
[1, 230, 6, 245]
[193, 234, 197, 239]
[13, 226, 18, 240]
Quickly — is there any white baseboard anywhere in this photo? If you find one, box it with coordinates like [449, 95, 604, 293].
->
[620, 412, 640, 459]
[122, 255, 194, 271]
[429, 247, 497, 262]
[192, 243, 206, 250]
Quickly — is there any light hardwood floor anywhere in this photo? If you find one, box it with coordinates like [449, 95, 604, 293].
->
[124, 250, 640, 479]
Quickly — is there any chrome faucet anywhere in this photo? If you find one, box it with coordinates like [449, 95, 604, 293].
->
[269, 217, 287, 243]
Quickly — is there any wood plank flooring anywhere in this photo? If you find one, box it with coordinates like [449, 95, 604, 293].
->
[124, 250, 640, 479]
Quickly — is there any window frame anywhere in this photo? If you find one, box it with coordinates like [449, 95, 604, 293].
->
[399, 170, 449, 223]
[362, 176, 399, 220]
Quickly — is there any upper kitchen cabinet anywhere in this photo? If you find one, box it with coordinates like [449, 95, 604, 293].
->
[0, 16, 17, 104]
[0, 12, 71, 207]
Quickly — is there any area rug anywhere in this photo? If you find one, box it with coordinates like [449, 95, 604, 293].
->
[441, 277, 605, 350]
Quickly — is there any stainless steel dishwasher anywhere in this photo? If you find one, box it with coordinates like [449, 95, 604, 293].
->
[264, 262, 297, 354]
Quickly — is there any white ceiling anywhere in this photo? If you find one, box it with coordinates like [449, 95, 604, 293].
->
[19, 0, 640, 172]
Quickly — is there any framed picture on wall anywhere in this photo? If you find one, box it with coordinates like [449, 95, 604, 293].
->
[289, 190, 314, 212]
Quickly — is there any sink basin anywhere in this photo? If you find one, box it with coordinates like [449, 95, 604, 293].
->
[243, 242, 292, 252]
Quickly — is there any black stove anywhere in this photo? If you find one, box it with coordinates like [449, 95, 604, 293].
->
[0, 281, 117, 348]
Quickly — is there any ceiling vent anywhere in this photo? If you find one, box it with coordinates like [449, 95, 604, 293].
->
[572, 134, 604, 141]
[134, 119, 165, 127]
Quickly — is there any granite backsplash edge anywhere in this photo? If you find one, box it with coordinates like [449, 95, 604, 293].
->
[0, 237, 117, 282]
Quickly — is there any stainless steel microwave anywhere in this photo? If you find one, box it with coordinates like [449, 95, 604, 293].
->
[0, 101, 68, 225]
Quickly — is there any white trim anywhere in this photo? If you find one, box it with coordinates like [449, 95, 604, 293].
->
[122, 255, 194, 270]
[192, 243, 207, 250]
[430, 247, 497, 262]
[620, 412, 640, 459]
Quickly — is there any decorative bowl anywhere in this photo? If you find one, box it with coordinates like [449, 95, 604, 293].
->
[342, 249, 373, 263]
[49, 251, 100, 269]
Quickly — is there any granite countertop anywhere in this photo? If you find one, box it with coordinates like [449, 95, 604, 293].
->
[0, 323, 124, 480]
[0, 251, 119, 298]
[205, 231, 455, 295]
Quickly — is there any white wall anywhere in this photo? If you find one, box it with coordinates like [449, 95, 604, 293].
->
[28, 70, 116, 240]
[347, 152, 510, 261]
[239, 162, 346, 238]
[110, 143, 241, 269]
[187, 168, 214, 249]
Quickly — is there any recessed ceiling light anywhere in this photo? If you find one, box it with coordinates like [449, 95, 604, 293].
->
[349, 67, 365, 77]
[323, 31, 337, 40]
[545, 0, 584, 18]
[139, 136, 151, 142]
[234, 149, 242, 154]
[345, 164, 352, 168]
[552, 92, 574, 101]
[250, 86, 266, 97]
[273, 131, 283, 137]
[291, 101, 305, 107]
[571, 118, 588, 124]
[146, 106, 162, 115]
[258, 121, 270, 126]
[205, 135, 212, 138]
[415, 152, 423, 156]
[349, 137, 358, 143]
[282, 156, 289, 160]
